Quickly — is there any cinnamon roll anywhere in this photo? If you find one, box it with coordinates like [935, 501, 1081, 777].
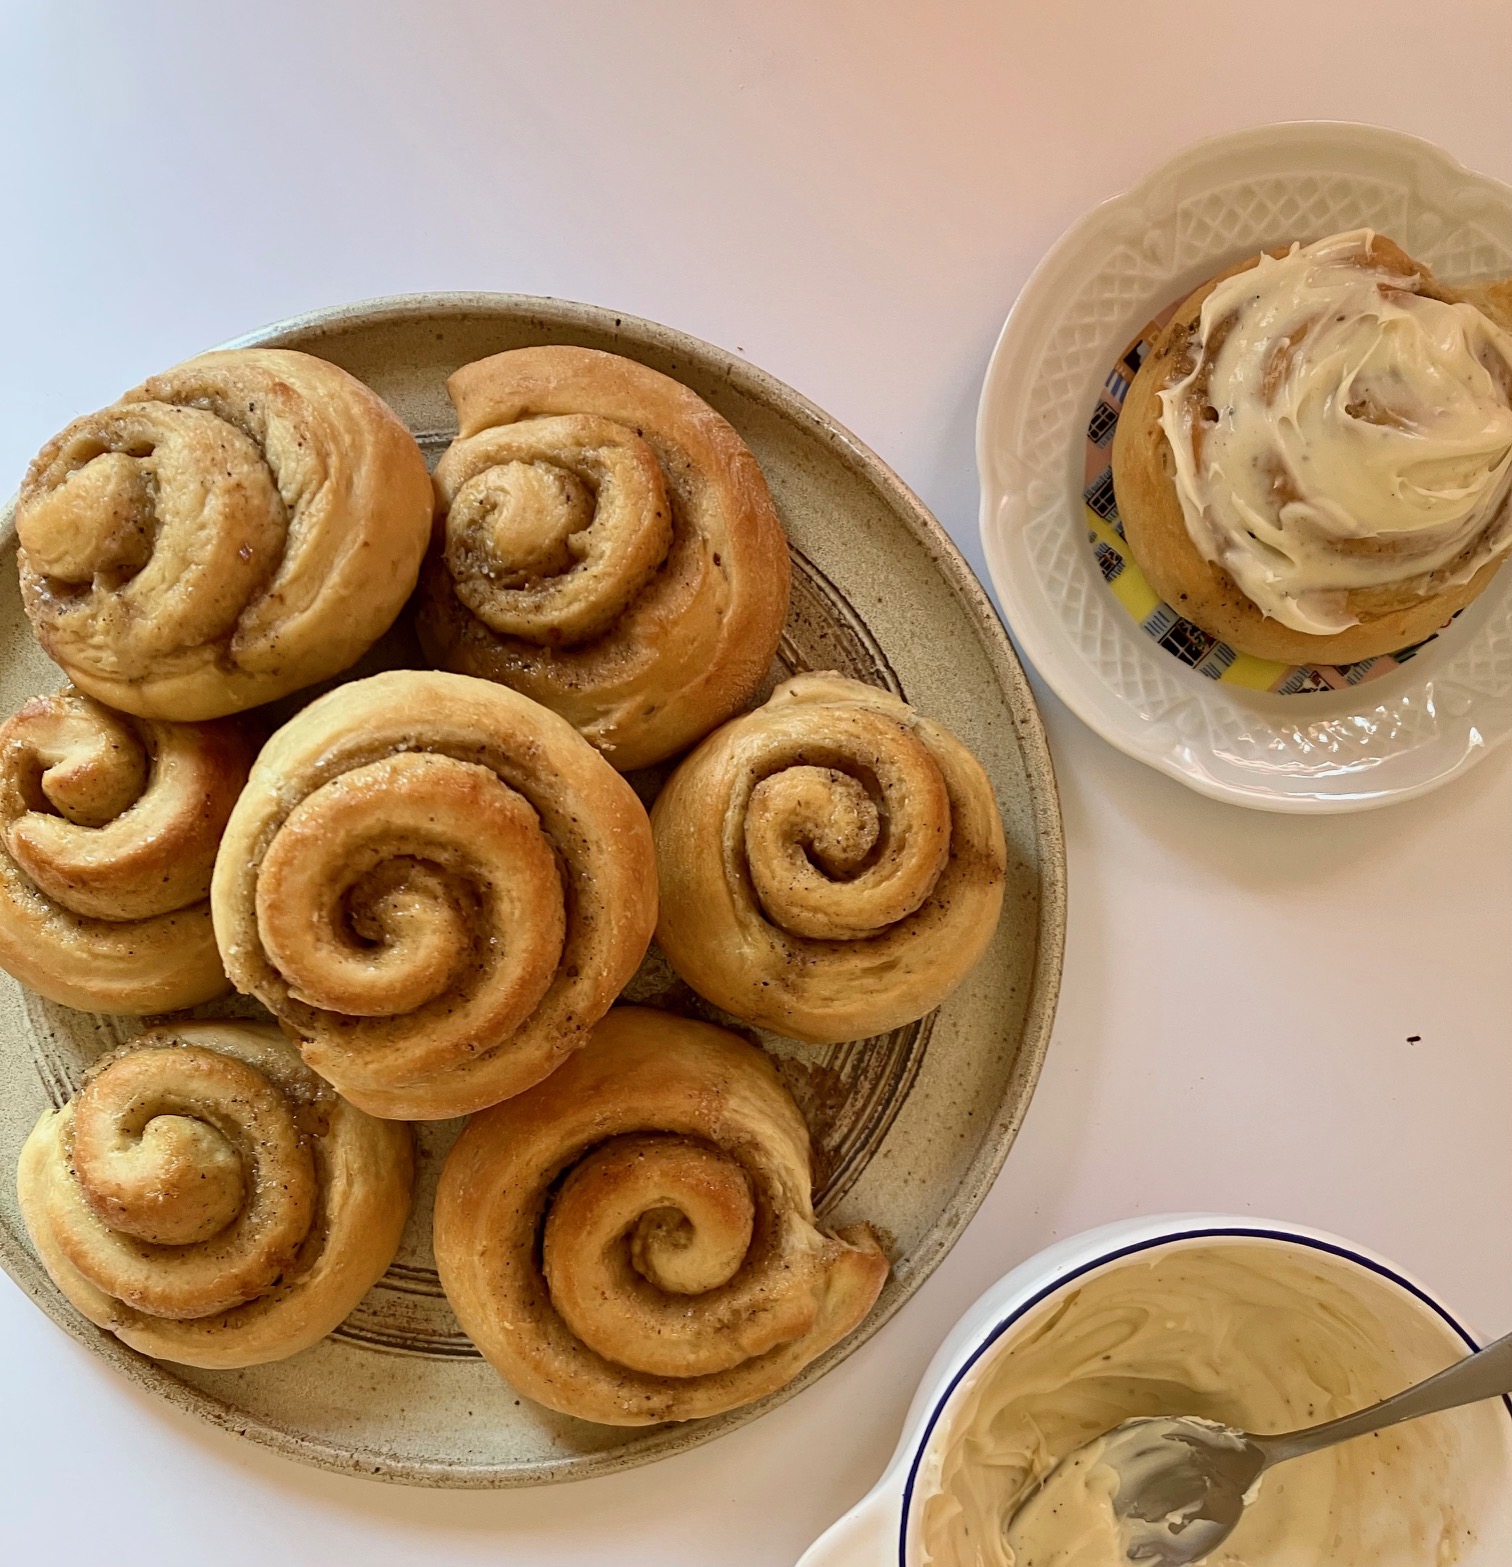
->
[17, 348, 432, 720]
[0, 690, 251, 1013]
[210, 669, 657, 1120]
[433, 1006, 888, 1425]
[1113, 231, 1512, 663]
[17, 1022, 413, 1368]
[651, 674, 1006, 1045]
[415, 346, 791, 770]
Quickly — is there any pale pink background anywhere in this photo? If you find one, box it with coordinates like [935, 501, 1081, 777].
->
[2, 3, 1510, 1564]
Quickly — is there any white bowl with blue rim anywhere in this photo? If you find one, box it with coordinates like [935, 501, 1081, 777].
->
[796, 1214, 1512, 1565]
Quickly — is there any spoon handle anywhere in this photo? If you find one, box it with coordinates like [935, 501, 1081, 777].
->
[1259, 1329, 1512, 1467]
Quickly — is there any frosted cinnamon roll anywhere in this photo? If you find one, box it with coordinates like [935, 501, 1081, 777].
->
[211, 669, 657, 1120]
[0, 690, 251, 1013]
[17, 1022, 413, 1368]
[651, 674, 1006, 1045]
[415, 346, 791, 770]
[1114, 231, 1512, 663]
[434, 1007, 888, 1425]
[17, 348, 432, 720]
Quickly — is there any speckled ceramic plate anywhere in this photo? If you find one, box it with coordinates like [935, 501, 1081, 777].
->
[0, 295, 1065, 1486]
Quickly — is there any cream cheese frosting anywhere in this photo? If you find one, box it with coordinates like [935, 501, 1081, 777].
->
[913, 1240, 1500, 1567]
[995, 1433, 1127, 1567]
[1157, 231, 1512, 635]
[1001, 1417, 1256, 1567]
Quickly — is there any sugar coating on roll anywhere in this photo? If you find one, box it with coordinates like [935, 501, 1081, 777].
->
[433, 1006, 889, 1425]
[651, 674, 1007, 1045]
[416, 345, 791, 770]
[0, 690, 251, 1013]
[17, 1021, 413, 1368]
[16, 347, 433, 720]
[210, 669, 658, 1120]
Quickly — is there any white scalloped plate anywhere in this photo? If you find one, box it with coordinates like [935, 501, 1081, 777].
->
[978, 122, 1512, 812]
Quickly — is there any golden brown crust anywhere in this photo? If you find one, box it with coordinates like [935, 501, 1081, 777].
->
[16, 348, 433, 720]
[0, 690, 252, 1012]
[416, 346, 791, 770]
[1113, 237, 1510, 664]
[1453, 277, 1512, 335]
[433, 1007, 888, 1425]
[16, 1022, 413, 1368]
[210, 669, 658, 1120]
[650, 674, 1007, 1045]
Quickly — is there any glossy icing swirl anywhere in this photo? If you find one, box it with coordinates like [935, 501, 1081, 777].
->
[1158, 230, 1512, 634]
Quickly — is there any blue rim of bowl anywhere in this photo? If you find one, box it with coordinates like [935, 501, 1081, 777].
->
[896, 1224, 1512, 1565]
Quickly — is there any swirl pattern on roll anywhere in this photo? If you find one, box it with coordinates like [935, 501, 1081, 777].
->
[0, 690, 251, 1013]
[16, 347, 433, 720]
[211, 669, 658, 1120]
[416, 345, 791, 770]
[433, 1007, 889, 1424]
[16, 1022, 413, 1368]
[651, 674, 1007, 1045]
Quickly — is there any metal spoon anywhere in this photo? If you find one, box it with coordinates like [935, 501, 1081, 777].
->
[1007, 1328, 1512, 1565]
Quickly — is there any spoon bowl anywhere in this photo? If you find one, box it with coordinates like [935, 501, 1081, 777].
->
[1008, 1416, 1264, 1567]
[1009, 1329, 1512, 1566]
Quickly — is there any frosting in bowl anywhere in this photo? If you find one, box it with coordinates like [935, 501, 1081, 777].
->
[1158, 231, 1512, 635]
[912, 1239, 1505, 1567]
[1000, 1416, 1256, 1566]
[994, 1432, 1127, 1566]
